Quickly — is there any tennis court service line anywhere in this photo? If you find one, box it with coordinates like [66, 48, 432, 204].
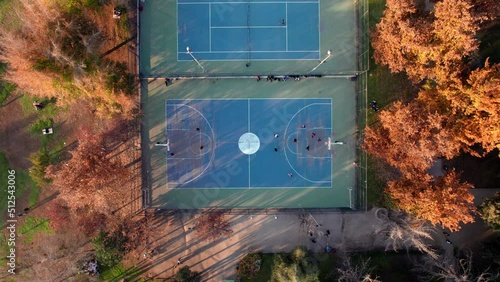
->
[180, 50, 318, 53]
[178, 1, 318, 4]
[209, 3, 212, 52]
[210, 26, 286, 29]
[285, 2, 288, 51]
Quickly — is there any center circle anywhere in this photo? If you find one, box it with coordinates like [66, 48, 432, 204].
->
[238, 132, 260, 155]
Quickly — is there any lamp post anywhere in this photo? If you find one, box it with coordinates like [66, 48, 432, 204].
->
[308, 50, 332, 73]
[186, 46, 206, 72]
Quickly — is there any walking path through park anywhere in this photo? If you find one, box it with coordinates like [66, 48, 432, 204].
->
[140, 194, 498, 281]
[142, 209, 393, 281]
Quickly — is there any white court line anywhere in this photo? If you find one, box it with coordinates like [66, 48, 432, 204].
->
[283, 102, 333, 184]
[176, 1, 179, 61]
[167, 98, 332, 101]
[165, 103, 216, 185]
[178, 50, 319, 53]
[317, 0, 321, 60]
[178, 1, 319, 4]
[177, 57, 320, 61]
[210, 26, 286, 29]
[330, 97, 333, 185]
[285, 2, 288, 51]
[285, 128, 332, 158]
[209, 3, 212, 52]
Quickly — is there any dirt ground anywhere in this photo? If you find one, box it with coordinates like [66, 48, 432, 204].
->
[0, 93, 40, 169]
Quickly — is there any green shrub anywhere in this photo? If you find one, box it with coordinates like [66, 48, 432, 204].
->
[271, 248, 320, 282]
[237, 253, 263, 279]
[479, 192, 500, 231]
[175, 266, 200, 282]
[105, 62, 135, 95]
[0, 82, 15, 106]
[29, 148, 51, 186]
[92, 232, 126, 268]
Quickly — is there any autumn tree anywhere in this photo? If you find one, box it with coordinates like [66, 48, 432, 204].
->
[195, 212, 233, 241]
[363, 100, 462, 178]
[387, 170, 475, 231]
[372, 0, 480, 84]
[0, 0, 136, 117]
[46, 128, 131, 215]
[45, 199, 71, 231]
[479, 192, 500, 231]
[436, 61, 500, 155]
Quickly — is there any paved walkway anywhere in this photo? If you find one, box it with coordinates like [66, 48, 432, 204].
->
[144, 209, 389, 281]
[142, 190, 498, 281]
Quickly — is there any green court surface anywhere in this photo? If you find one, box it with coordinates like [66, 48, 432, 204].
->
[139, 0, 357, 76]
[142, 78, 356, 209]
[139, 0, 363, 209]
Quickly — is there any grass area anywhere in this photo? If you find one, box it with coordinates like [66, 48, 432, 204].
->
[0, 61, 15, 106]
[18, 216, 54, 244]
[358, 252, 420, 282]
[0, 152, 39, 224]
[239, 252, 338, 282]
[240, 253, 274, 282]
[19, 93, 65, 185]
[239, 252, 419, 281]
[0, 81, 15, 106]
[19, 94, 59, 117]
[318, 253, 339, 281]
[99, 263, 143, 282]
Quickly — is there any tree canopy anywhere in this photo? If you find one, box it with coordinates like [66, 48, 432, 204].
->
[372, 0, 480, 84]
[366, 0, 499, 231]
[387, 171, 475, 232]
[479, 192, 500, 231]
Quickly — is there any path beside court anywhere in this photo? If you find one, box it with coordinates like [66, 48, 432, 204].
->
[146, 209, 388, 281]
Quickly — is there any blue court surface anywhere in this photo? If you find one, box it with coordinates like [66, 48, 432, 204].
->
[177, 0, 320, 60]
[165, 98, 333, 188]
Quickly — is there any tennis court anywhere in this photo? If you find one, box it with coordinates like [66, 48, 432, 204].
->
[139, 0, 357, 76]
[177, 0, 319, 61]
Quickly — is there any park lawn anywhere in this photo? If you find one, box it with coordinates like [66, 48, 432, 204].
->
[240, 253, 274, 282]
[99, 263, 143, 282]
[240, 252, 338, 282]
[358, 251, 420, 282]
[0, 152, 38, 225]
[18, 216, 55, 244]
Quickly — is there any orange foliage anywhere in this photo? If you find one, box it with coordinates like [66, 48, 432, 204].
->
[0, 0, 136, 118]
[372, 0, 480, 84]
[363, 100, 462, 177]
[46, 128, 131, 215]
[387, 171, 475, 231]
